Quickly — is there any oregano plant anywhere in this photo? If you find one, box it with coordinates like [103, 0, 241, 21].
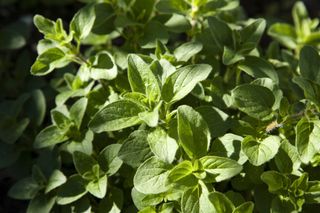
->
[2, 0, 320, 212]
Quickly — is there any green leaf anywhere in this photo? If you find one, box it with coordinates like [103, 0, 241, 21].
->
[156, 0, 189, 14]
[231, 84, 275, 119]
[274, 139, 301, 175]
[134, 156, 172, 194]
[295, 118, 320, 164]
[8, 177, 40, 200]
[131, 0, 156, 23]
[89, 51, 118, 80]
[238, 56, 279, 83]
[299, 46, 320, 84]
[292, 1, 309, 37]
[34, 125, 68, 149]
[271, 196, 296, 213]
[27, 194, 56, 213]
[86, 175, 107, 198]
[233, 202, 254, 213]
[69, 97, 88, 129]
[89, 99, 145, 132]
[147, 127, 178, 164]
[33, 15, 56, 36]
[98, 144, 123, 176]
[98, 186, 123, 213]
[209, 191, 235, 213]
[261, 171, 289, 193]
[305, 181, 320, 203]
[127, 54, 161, 101]
[177, 105, 211, 159]
[181, 187, 213, 213]
[45, 170, 67, 193]
[167, 160, 198, 187]
[118, 130, 153, 168]
[131, 187, 163, 210]
[240, 18, 266, 51]
[293, 76, 320, 106]
[51, 109, 71, 130]
[210, 133, 248, 165]
[73, 151, 98, 176]
[197, 106, 230, 138]
[174, 41, 203, 62]
[70, 4, 96, 40]
[162, 64, 212, 103]
[268, 23, 297, 49]
[56, 175, 87, 205]
[92, 3, 115, 35]
[222, 46, 244, 65]
[30, 47, 69, 76]
[208, 16, 234, 52]
[242, 136, 281, 166]
[200, 156, 242, 182]
[139, 206, 157, 213]
[138, 104, 160, 127]
[139, 21, 169, 49]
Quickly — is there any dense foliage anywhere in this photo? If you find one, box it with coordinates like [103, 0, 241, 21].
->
[2, 0, 320, 212]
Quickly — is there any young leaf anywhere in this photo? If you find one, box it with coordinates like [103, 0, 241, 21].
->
[200, 156, 242, 182]
[134, 157, 172, 194]
[167, 160, 198, 187]
[242, 136, 281, 166]
[268, 23, 297, 49]
[240, 18, 266, 50]
[161, 64, 212, 103]
[127, 54, 161, 101]
[86, 175, 107, 198]
[89, 99, 145, 132]
[33, 15, 55, 36]
[138, 107, 159, 128]
[70, 4, 96, 40]
[30, 47, 69, 76]
[177, 105, 211, 159]
[231, 84, 275, 119]
[73, 151, 98, 176]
